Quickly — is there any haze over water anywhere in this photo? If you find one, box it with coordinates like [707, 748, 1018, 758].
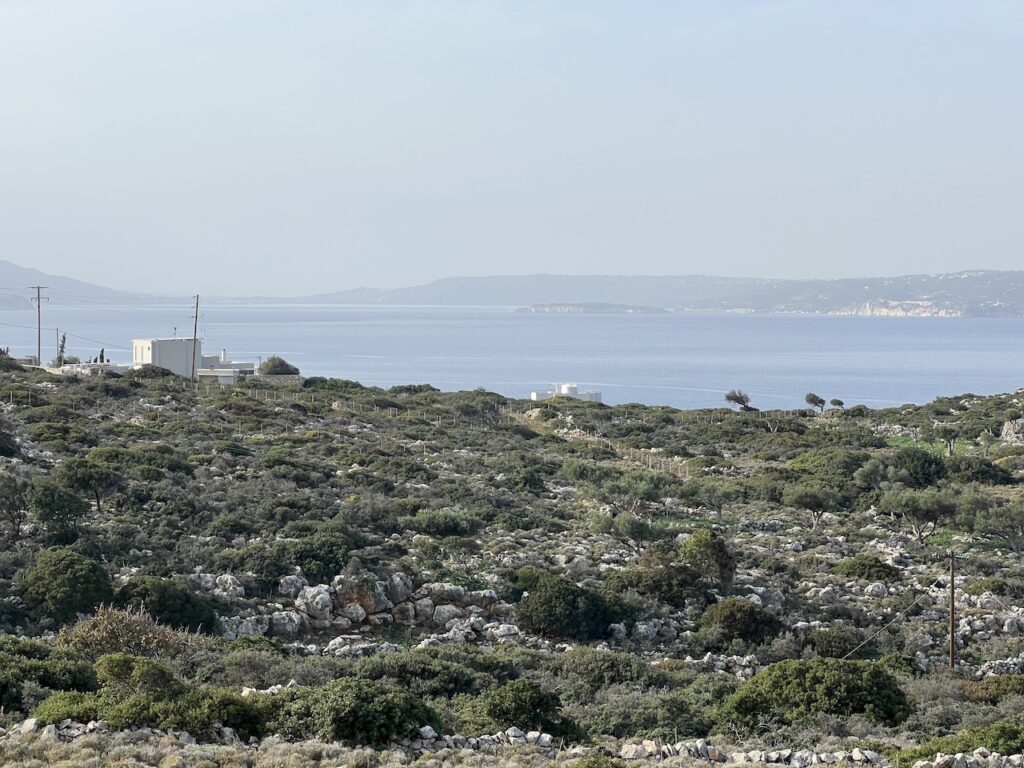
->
[3, 304, 1022, 410]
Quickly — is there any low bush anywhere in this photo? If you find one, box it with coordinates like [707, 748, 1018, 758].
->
[700, 598, 783, 645]
[116, 576, 219, 633]
[718, 658, 912, 732]
[515, 568, 620, 641]
[834, 554, 901, 582]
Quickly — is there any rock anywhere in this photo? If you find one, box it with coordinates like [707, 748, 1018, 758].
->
[40, 724, 58, 741]
[1001, 418, 1024, 444]
[621, 743, 649, 760]
[20, 718, 39, 734]
[433, 604, 464, 625]
[269, 610, 306, 640]
[865, 583, 889, 598]
[392, 602, 417, 625]
[278, 574, 307, 598]
[339, 602, 367, 623]
[216, 574, 245, 598]
[371, 581, 395, 613]
[414, 597, 435, 621]
[385, 573, 413, 604]
[418, 725, 438, 739]
[295, 585, 333, 621]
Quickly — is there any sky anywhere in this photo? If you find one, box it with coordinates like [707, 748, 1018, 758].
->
[0, 1, 1022, 297]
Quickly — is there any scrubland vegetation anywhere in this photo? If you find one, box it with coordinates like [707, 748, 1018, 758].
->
[2, 356, 1024, 766]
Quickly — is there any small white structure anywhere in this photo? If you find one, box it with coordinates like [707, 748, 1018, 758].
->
[530, 383, 602, 403]
[133, 338, 200, 379]
[58, 362, 132, 377]
[196, 350, 256, 386]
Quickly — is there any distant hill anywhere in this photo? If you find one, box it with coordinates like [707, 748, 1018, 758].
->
[300, 271, 1024, 317]
[0, 260, 155, 308]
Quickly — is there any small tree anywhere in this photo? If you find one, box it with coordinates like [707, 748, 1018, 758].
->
[804, 392, 826, 415]
[725, 389, 753, 411]
[30, 479, 89, 543]
[483, 679, 561, 731]
[701, 598, 782, 644]
[259, 356, 300, 376]
[783, 484, 839, 530]
[55, 458, 120, 515]
[0, 471, 30, 541]
[830, 398, 845, 410]
[975, 502, 1024, 558]
[877, 489, 955, 546]
[679, 530, 736, 592]
[24, 548, 114, 623]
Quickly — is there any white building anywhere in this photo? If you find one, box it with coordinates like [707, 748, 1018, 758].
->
[132, 338, 201, 379]
[196, 350, 256, 385]
[530, 383, 602, 403]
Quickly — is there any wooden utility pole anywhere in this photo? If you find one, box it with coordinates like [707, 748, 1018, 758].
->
[190, 294, 200, 385]
[949, 550, 956, 670]
[29, 286, 48, 365]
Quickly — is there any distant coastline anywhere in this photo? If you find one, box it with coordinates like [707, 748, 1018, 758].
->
[516, 302, 667, 315]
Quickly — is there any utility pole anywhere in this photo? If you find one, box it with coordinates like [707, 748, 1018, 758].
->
[191, 294, 200, 386]
[949, 549, 956, 671]
[29, 286, 48, 365]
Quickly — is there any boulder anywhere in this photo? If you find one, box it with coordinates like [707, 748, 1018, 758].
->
[865, 582, 889, 598]
[295, 585, 333, 621]
[433, 604, 465, 625]
[278, 574, 307, 598]
[269, 610, 306, 640]
[338, 602, 367, 623]
[385, 573, 413, 604]
[216, 574, 245, 598]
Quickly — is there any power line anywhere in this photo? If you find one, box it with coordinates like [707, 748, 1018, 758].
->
[28, 286, 48, 365]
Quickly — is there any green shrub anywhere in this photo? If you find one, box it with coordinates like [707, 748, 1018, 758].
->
[33, 691, 100, 724]
[569, 759, 627, 768]
[259, 356, 300, 375]
[834, 554, 900, 582]
[352, 650, 490, 698]
[483, 679, 560, 731]
[0, 637, 97, 712]
[718, 658, 912, 732]
[58, 607, 191, 660]
[700, 598, 782, 645]
[555, 648, 664, 701]
[23, 548, 113, 623]
[961, 675, 1024, 704]
[398, 507, 484, 537]
[270, 678, 437, 746]
[516, 568, 619, 641]
[894, 719, 1024, 764]
[679, 530, 736, 591]
[116, 576, 219, 633]
[95, 653, 183, 698]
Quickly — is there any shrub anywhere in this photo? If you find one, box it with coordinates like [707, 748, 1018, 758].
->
[0, 637, 97, 712]
[834, 554, 901, 582]
[515, 568, 619, 640]
[95, 653, 183, 698]
[399, 507, 484, 537]
[116, 576, 219, 633]
[270, 678, 437, 746]
[555, 648, 664, 701]
[679, 530, 736, 591]
[23, 548, 113, 623]
[29, 481, 89, 543]
[352, 650, 489, 698]
[700, 598, 783, 645]
[718, 658, 912, 732]
[894, 719, 1024, 764]
[889, 446, 946, 488]
[259, 356, 300, 376]
[569, 759, 627, 768]
[33, 691, 100, 724]
[482, 679, 560, 731]
[58, 606, 191, 660]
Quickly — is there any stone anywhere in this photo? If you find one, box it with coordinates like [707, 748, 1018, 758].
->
[20, 718, 39, 734]
[295, 585, 333, 621]
[216, 574, 245, 597]
[339, 602, 367, 623]
[392, 602, 417, 625]
[269, 610, 306, 640]
[865, 583, 889, 598]
[418, 725, 438, 739]
[620, 743, 649, 760]
[414, 597, 435, 621]
[40, 724, 59, 741]
[432, 604, 464, 625]
[278, 574, 306, 598]
[385, 573, 413, 604]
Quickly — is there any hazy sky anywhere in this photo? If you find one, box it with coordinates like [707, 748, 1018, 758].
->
[1, 2, 1022, 296]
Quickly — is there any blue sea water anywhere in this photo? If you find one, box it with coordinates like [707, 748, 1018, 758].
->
[1, 303, 1022, 410]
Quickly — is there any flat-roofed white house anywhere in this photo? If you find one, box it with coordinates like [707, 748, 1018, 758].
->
[530, 383, 602, 403]
[132, 338, 200, 379]
[196, 350, 257, 385]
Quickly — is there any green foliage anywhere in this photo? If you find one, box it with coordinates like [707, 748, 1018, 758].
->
[482, 679, 561, 731]
[259, 356, 300, 376]
[894, 719, 1024, 764]
[23, 548, 113, 623]
[115, 576, 219, 633]
[701, 598, 782, 645]
[834, 554, 901, 582]
[95, 653, 183, 698]
[352, 649, 491, 698]
[58, 607, 190, 660]
[269, 677, 437, 746]
[399, 507, 484, 537]
[32, 690, 100, 724]
[515, 568, 619, 640]
[0, 637, 97, 713]
[889, 446, 947, 488]
[946, 455, 1014, 485]
[719, 658, 912, 732]
[679, 530, 736, 591]
[29, 480, 89, 543]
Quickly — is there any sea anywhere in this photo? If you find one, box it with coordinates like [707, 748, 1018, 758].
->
[2, 303, 1022, 410]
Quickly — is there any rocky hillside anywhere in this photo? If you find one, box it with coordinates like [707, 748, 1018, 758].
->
[2, 360, 1024, 766]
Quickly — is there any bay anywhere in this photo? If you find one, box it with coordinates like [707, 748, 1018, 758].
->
[1, 303, 1022, 410]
